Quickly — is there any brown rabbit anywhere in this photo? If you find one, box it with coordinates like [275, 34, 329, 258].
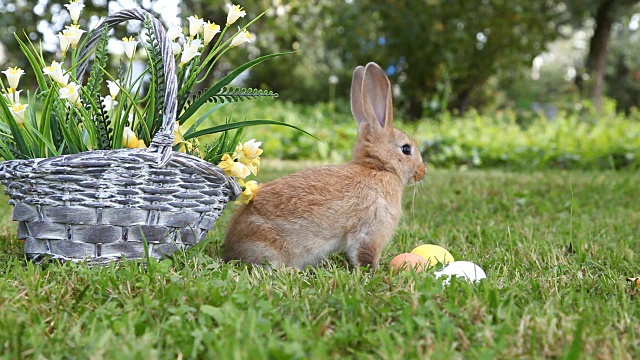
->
[222, 62, 425, 269]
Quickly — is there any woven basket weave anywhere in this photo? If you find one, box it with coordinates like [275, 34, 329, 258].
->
[0, 9, 241, 264]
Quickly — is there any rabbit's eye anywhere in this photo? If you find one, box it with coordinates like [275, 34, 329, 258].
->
[401, 144, 412, 155]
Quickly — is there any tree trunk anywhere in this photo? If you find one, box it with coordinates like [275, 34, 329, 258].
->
[407, 92, 424, 121]
[577, 0, 617, 112]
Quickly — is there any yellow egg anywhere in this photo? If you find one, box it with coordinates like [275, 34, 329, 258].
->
[410, 244, 454, 268]
[389, 253, 428, 274]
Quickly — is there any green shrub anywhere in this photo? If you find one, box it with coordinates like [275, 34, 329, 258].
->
[208, 101, 640, 170]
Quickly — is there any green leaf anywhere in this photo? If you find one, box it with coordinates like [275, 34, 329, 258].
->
[183, 119, 319, 141]
[183, 102, 230, 138]
[14, 33, 48, 90]
[178, 51, 297, 123]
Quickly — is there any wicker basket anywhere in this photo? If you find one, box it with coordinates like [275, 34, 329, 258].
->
[0, 9, 241, 264]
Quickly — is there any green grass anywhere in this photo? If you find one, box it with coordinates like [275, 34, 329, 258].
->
[1, 165, 639, 359]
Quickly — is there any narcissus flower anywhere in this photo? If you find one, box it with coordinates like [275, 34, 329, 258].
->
[106, 80, 120, 98]
[218, 153, 251, 178]
[4, 89, 22, 104]
[121, 36, 138, 60]
[187, 16, 205, 38]
[63, 24, 85, 48]
[172, 42, 182, 55]
[43, 61, 69, 85]
[56, 32, 72, 54]
[2, 67, 25, 89]
[238, 139, 263, 159]
[59, 82, 82, 107]
[167, 24, 184, 42]
[226, 4, 246, 26]
[236, 179, 260, 204]
[122, 126, 140, 148]
[203, 21, 221, 44]
[9, 103, 28, 125]
[102, 95, 117, 111]
[230, 27, 253, 47]
[180, 39, 203, 66]
[64, 0, 85, 23]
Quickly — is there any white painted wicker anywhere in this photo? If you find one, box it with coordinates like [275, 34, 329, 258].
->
[0, 9, 241, 264]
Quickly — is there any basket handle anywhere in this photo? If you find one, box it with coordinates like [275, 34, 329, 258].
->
[77, 8, 177, 167]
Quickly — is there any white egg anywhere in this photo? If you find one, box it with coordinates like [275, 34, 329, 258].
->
[434, 261, 486, 285]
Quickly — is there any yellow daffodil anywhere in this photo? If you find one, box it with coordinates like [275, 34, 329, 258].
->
[203, 21, 220, 44]
[136, 139, 147, 148]
[43, 60, 69, 85]
[122, 126, 140, 148]
[226, 4, 246, 26]
[121, 36, 138, 60]
[106, 80, 119, 98]
[2, 67, 25, 89]
[64, 0, 85, 23]
[180, 39, 203, 66]
[230, 27, 254, 47]
[240, 139, 263, 159]
[172, 121, 191, 153]
[218, 153, 251, 178]
[187, 15, 205, 38]
[63, 24, 85, 49]
[235, 179, 260, 204]
[59, 82, 82, 107]
[236, 152, 260, 175]
[9, 103, 28, 125]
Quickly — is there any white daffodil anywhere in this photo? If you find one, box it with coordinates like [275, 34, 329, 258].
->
[240, 139, 263, 159]
[203, 21, 220, 44]
[2, 67, 25, 90]
[64, 0, 85, 23]
[121, 36, 138, 60]
[172, 41, 182, 56]
[43, 61, 69, 85]
[102, 95, 118, 111]
[180, 39, 203, 66]
[63, 24, 86, 49]
[106, 80, 120, 98]
[226, 4, 247, 26]
[187, 16, 205, 38]
[56, 32, 72, 54]
[4, 89, 22, 104]
[59, 82, 82, 107]
[230, 27, 254, 47]
[167, 24, 183, 42]
[9, 103, 28, 125]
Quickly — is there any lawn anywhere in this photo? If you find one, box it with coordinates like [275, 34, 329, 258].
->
[1, 164, 639, 359]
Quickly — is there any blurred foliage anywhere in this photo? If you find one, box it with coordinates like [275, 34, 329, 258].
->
[1, 0, 639, 119]
[607, 12, 640, 112]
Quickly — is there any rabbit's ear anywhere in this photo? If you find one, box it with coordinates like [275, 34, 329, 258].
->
[351, 66, 366, 125]
[362, 62, 393, 131]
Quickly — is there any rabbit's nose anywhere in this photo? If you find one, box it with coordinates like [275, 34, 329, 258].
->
[414, 164, 426, 182]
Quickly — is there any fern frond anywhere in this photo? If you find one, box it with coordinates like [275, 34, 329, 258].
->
[186, 87, 278, 108]
[94, 94, 112, 150]
[85, 27, 110, 98]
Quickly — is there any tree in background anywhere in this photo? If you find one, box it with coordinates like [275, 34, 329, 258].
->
[1, 0, 639, 119]
[562, 0, 640, 112]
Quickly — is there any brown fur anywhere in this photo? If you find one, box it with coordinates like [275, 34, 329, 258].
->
[222, 63, 425, 269]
